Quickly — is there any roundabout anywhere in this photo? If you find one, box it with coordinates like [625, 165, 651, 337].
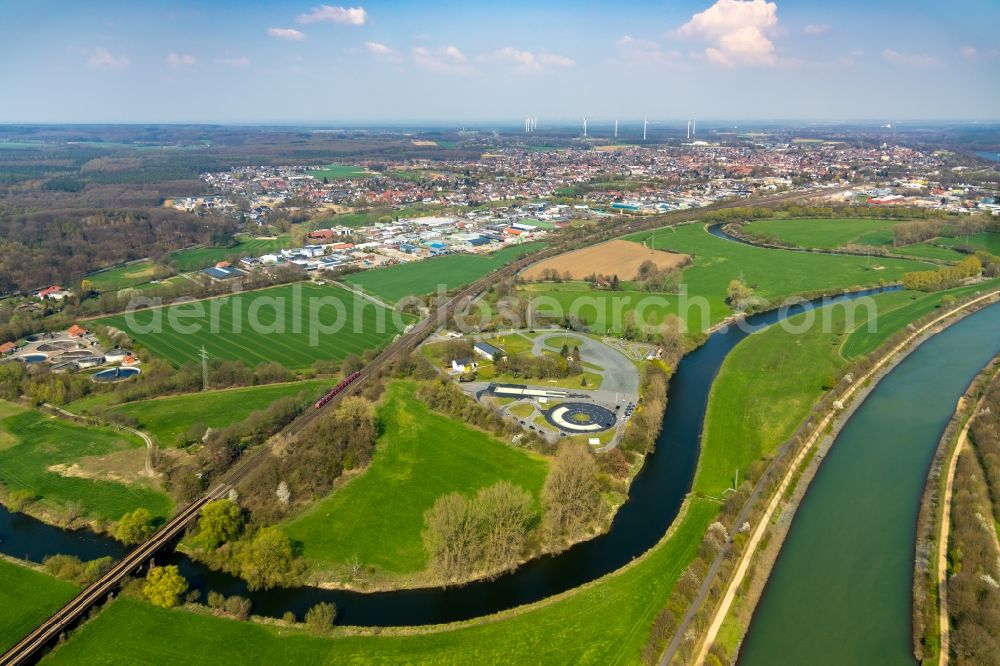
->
[545, 402, 616, 433]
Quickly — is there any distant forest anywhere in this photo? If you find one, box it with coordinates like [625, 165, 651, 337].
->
[0, 125, 482, 293]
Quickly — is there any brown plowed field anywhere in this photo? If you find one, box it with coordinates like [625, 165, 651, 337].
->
[522, 239, 690, 281]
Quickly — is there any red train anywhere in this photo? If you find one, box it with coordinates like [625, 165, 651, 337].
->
[314, 370, 362, 409]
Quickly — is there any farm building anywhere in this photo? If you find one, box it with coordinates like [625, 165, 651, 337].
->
[67, 324, 88, 338]
[202, 265, 247, 281]
[0, 341, 16, 356]
[474, 341, 504, 361]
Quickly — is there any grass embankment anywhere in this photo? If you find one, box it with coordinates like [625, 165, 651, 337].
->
[344, 242, 545, 303]
[97, 283, 411, 369]
[697, 283, 999, 498]
[283, 381, 548, 580]
[523, 224, 927, 333]
[169, 236, 292, 272]
[0, 558, 78, 653]
[101, 380, 331, 446]
[0, 401, 172, 522]
[43, 501, 718, 665]
[937, 230, 1000, 255]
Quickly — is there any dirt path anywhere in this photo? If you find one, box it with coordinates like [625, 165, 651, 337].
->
[45, 403, 157, 477]
[688, 288, 1000, 665]
[936, 417, 968, 665]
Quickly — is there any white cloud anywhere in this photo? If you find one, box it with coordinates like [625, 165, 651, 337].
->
[87, 46, 130, 71]
[268, 27, 306, 41]
[166, 53, 197, 68]
[478, 47, 575, 72]
[615, 35, 682, 66]
[675, 0, 779, 66]
[804, 24, 829, 35]
[960, 45, 999, 60]
[219, 56, 251, 67]
[882, 47, 939, 67]
[297, 5, 367, 25]
[413, 46, 473, 74]
[365, 42, 393, 56]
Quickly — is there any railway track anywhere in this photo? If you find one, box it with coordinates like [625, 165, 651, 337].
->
[0, 185, 842, 665]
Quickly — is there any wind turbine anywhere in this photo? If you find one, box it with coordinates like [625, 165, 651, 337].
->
[692, 117, 697, 137]
[583, 117, 588, 137]
[643, 115, 648, 141]
[614, 119, 618, 139]
[687, 119, 691, 140]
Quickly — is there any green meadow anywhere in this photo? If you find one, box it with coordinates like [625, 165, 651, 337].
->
[283, 381, 548, 577]
[306, 164, 370, 180]
[97, 283, 412, 369]
[524, 224, 929, 333]
[86, 261, 163, 291]
[0, 401, 172, 522]
[170, 236, 292, 272]
[741, 217, 898, 249]
[104, 380, 331, 446]
[0, 559, 78, 653]
[344, 242, 545, 303]
[937, 230, 1000, 255]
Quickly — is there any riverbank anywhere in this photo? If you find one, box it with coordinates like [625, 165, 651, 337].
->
[669, 287, 1000, 664]
[912, 356, 1000, 664]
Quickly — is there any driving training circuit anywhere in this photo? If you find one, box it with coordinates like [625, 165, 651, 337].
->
[546, 402, 617, 433]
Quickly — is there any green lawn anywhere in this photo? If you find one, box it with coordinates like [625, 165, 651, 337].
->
[345, 242, 545, 303]
[0, 402, 172, 522]
[43, 500, 717, 665]
[170, 236, 291, 272]
[936, 231, 1000, 256]
[525, 224, 928, 333]
[306, 164, 370, 180]
[741, 217, 898, 249]
[101, 380, 331, 447]
[0, 558, 78, 653]
[97, 283, 412, 369]
[283, 381, 548, 577]
[86, 261, 164, 292]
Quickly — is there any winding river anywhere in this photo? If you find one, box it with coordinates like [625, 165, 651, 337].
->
[739, 300, 1000, 665]
[1, 285, 954, 629]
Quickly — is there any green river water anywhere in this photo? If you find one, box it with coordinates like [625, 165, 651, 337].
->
[739, 301, 1000, 665]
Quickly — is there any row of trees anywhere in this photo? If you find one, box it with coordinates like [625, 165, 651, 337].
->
[901, 256, 982, 292]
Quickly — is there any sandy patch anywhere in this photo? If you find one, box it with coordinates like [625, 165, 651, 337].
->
[522, 239, 690, 281]
[48, 448, 158, 486]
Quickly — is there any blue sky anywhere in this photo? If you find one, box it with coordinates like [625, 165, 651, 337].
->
[1, 0, 997, 123]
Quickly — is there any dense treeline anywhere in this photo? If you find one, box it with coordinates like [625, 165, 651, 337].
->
[945, 376, 1000, 665]
[902, 256, 982, 291]
[235, 396, 380, 524]
[0, 208, 235, 293]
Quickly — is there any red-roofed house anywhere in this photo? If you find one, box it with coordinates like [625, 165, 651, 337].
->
[0, 342, 15, 356]
[38, 285, 71, 300]
[67, 324, 88, 338]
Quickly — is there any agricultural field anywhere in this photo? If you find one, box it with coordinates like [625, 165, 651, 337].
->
[101, 380, 331, 447]
[522, 239, 688, 281]
[305, 164, 370, 180]
[344, 242, 545, 303]
[0, 559, 77, 653]
[86, 260, 166, 292]
[741, 217, 898, 249]
[97, 283, 412, 369]
[169, 235, 292, 272]
[282, 381, 548, 579]
[0, 401, 172, 522]
[43, 500, 718, 665]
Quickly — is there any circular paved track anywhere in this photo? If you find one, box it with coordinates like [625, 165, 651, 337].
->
[545, 402, 616, 433]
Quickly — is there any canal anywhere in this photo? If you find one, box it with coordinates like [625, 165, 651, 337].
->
[739, 300, 1000, 665]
